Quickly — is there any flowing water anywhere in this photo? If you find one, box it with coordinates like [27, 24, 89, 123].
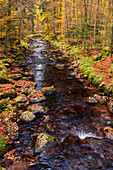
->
[2, 39, 113, 169]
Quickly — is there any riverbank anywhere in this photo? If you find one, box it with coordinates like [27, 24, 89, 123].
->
[49, 40, 113, 98]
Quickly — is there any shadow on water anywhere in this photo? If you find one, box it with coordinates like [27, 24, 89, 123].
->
[3, 39, 113, 170]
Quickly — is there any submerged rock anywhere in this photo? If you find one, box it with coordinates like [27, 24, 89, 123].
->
[41, 86, 57, 95]
[20, 111, 35, 122]
[27, 104, 49, 114]
[87, 97, 98, 104]
[94, 94, 108, 105]
[103, 126, 113, 140]
[35, 133, 58, 154]
[107, 101, 113, 114]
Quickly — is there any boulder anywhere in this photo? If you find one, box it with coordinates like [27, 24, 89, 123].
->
[35, 133, 58, 154]
[103, 126, 113, 140]
[3, 120, 18, 140]
[107, 101, 113, 114]
[41, 86, 57, 95]
[27, 104, 49, 114]
[94, 94, 108, 105]
[20, 111, 35, 122]
[15, 94, 27, 103]
[0, 134, 10, 157]
[87, 97, 98, 104]
[15, 80, 36, 88]
[28, 90, 46, 103]
[55, 64, 64, 70]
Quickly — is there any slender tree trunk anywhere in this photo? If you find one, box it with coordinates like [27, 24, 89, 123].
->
[4, 0, 11, 54]
[84, 0, 87, 23]
[52, 0, 56, 37]
[111, 0, 113, 63]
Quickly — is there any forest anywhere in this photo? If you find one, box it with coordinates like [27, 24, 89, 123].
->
[0, 0, 113, 169]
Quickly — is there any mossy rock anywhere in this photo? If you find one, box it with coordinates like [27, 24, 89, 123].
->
[0, 167, 6, 170]
[35, 133, 58, 154]
[21, 77, 29, 81]
[9, 74, 22, 80]
[3, 120, 18, 140]
[107, 101, 113, 114]
[41, 86, 57, 95]
[0, 134, 10, 157]
[20, 40, 30, 50]
[15, 94, 27, 103]
[2, 59, 13, 64]
[55, 64, 64, 70]
[0, 88, 17, 99]
[15, 53, 25, 64]
[27, 104, 49, 114]
[0, 99, 7, 109]
[0, 75, 8, 84]
[1, 105, 18, 121]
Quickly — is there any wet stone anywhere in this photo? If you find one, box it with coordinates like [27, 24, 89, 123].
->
[15, 80, 36, 88]
[103, 126, 113, 140]
[35, 133, 58, 154]
[15, 94, 27, 103]
[94, 94, 108, 105]
[27, 104, 49, 114]
[28, 90, 46, 103]
[0, 88, 17, 99]
[55, 64, 64, 70]
[20, 111, 35, 122]
[87, 97, 98, 104]
[41, 86, 57, 95]
[107, 101, 113, 114]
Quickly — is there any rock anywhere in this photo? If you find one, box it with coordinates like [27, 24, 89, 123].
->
[15, 80, 36, 88]
[87, 97, 98, 104]
[0, 167, 6, 170]
[0, 134, 10, 157]
[107, 101, 113, 114]
[35, 133, 58, 154]
[27, 104, 49, 114]
[15, 94, 27, 103]
[103, 126, 113, 140]
[0, 84, 17, 99]
[28, 90, 46, 103]
[41, 86, 57, 95]
[8, 74, 22, 80]
[69, 72, 77, 77]
[1, 105, 17, 122]
[54, 64, 64, 70]
[3, 120, 18, 140]
[0, 99, 7, 109]
[20, 111, 35, 122]
[94, 94, 108, 105]
[27, 87, 36, 94]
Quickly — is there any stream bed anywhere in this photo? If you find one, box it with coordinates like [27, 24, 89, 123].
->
[1, 39, 113, 169]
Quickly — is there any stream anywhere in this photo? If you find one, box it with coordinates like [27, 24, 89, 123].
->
[2, 39, 113, 169]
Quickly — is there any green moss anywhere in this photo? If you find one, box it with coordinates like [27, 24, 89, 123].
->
[0, 134, 10, 157]
[20, 40, 30, 49]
